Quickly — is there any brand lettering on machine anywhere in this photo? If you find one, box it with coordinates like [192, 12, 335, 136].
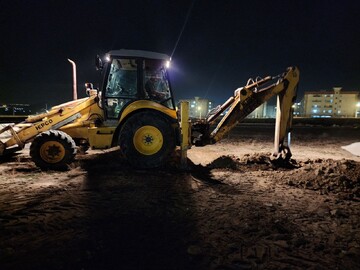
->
[35, 119, 53, 131]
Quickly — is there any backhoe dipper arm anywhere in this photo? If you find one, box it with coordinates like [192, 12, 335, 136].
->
[195, 66, 299, 159]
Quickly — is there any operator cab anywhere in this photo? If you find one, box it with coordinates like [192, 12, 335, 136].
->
[98, 49, 175, 119]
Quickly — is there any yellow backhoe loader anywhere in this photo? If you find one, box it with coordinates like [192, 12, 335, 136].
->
[0, 50, 299, 170]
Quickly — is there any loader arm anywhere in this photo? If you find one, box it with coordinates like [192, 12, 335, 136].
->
[0, 95, 99, 156]
[193, 66, 299, 160]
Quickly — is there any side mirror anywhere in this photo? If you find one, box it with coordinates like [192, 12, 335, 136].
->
[95, 55, 103, 70]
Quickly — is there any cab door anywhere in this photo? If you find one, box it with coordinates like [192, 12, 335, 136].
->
[103, 58, 139, 119]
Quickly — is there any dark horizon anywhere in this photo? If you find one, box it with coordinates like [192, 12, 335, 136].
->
[1, 0, 359, 106]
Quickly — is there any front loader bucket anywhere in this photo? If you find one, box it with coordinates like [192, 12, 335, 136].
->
[0, 124, 25, 156]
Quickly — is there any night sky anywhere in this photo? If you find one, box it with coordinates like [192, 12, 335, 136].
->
[1, 0, 359, 107]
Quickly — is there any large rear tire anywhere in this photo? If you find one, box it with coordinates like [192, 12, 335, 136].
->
[119, 111, 176, 168]
[30, 130, 77, 170]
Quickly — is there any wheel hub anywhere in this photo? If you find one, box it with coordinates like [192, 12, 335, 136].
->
[40, 141, 66, 163]
[133, 125, 163, 155]
[47, 145, 61, 157]
[144, 135, 153, 144]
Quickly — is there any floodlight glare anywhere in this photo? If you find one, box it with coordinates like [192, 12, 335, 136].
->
[165, 60, 171, 69]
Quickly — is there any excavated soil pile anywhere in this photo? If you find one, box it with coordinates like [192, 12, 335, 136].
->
[281, 159, 360, 200]
[208, 153, 360, 201]
[207, 155, 242, 170]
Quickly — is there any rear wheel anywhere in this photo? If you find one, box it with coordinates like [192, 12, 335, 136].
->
[30, 130, 77, 170]
[119, 111, 175, 168]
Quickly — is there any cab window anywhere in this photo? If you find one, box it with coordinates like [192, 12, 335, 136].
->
[144, 59, 173, 109]
[104, 59, 137, 118]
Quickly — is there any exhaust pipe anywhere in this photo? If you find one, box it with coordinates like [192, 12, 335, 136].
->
[67, 59, 77, 100]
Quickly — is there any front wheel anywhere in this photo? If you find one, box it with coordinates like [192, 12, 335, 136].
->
[119, 111, 176, 168]
[30, 130, 77, 170]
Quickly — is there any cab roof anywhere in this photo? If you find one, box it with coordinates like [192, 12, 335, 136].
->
[107, 49, 170, 61]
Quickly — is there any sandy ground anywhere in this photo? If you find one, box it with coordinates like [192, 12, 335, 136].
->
[0, 124, 360, 269]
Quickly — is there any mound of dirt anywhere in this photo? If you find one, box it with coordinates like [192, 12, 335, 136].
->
[206, 154, 360, 201]
[281, 159, 360, 200]
[240, 152, 273, 164]
[207, 153, 276, 170]
[207, 155, 241, 170]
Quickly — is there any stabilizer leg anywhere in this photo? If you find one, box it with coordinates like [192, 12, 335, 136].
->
[273, 84, 297, 162]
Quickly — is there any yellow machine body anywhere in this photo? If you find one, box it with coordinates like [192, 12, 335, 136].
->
[0, 93, 177, 153]
[59, 99, 177, 150]
[0, 48, 299, 170]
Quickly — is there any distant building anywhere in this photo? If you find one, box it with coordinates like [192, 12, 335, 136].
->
[186, 97, 213, 119]
[248, 102, 267, 118]
[265, 104, 277, 118]
[0, 104, 32, 115]
[292, 102, 303, 117]
[303, 87, 359, 118]
[247, 102, 282, 118]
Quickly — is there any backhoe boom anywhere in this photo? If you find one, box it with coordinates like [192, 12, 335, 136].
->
[193, 66, 299, 160]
